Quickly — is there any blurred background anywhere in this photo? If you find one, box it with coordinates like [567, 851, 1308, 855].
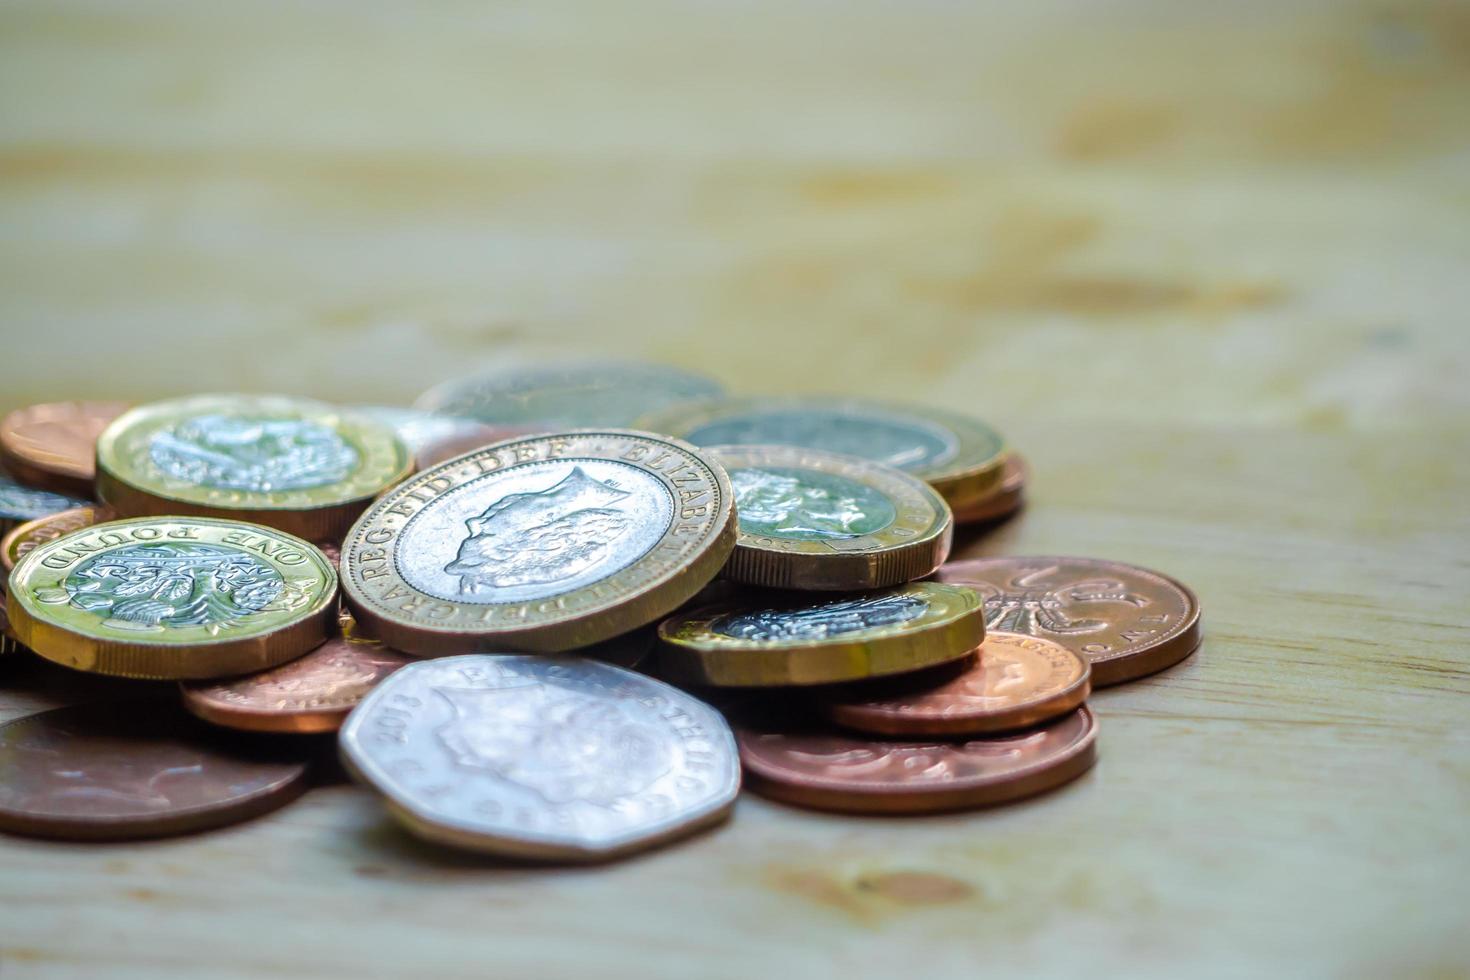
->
[1, 1, 1466, 432]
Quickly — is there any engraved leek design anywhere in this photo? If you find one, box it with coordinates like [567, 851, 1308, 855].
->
[39, 542, 290, 635]
[985, 567, 1147, 635]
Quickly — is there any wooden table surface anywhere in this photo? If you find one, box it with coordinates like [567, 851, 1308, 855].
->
[2, 2, 1467, 977]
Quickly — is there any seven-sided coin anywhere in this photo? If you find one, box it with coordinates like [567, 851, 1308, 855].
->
[7, 516, 338, 679]
[821, 630, 1090, 736]
[339, 654, 741, 861]
[341, 430, 736, 655]
[96, 394, 414, 540]
[936, 556, 1201, 686]
[636, 396, 1006, 513]
[712, 445, 952, 591]
[656, 581, 984, 687]
[416, 361, 724, 428]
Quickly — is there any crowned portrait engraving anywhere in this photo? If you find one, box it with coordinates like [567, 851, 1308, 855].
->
[712, 592, 929, 642]
[36, 543, 285, 632]
[444, 466, 634, 596]
[148, 414, 359, 492]
[731, 467, 895, 540]
[433, 682, 673, 805]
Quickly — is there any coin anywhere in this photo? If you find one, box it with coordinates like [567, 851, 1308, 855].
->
[0, 401, 129, 498]
[737, 705, 1097, 814]
[636, 397, 1006, 512]
[712, 445, 952, 591]
[1, 505, 114, 575]
[96, 395, 414, 540]
[821, 630, 1089, 736]
[341, 430, 736, 655]
[656, 582, 984, 687]
[951, 453, 1028, 525]
[7, 516, 338, 680]
[415, 424, 551, 469]
[0, 700, 309, 840]
[339, 654, 740, 861]
[181, 609, 412, 734]
[936, 557, 1201, 686]
[0, 476, 90, 537]
[415, 361, 724, 428]
[349, 406, 499, 458]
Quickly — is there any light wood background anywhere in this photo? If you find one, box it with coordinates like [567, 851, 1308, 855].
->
[1, 2, 1467, 977]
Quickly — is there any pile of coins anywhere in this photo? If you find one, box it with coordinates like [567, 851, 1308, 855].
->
[0, 363, 1200, 860]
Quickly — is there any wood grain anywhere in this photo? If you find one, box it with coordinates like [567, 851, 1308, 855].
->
[1, 1, 1467, 977]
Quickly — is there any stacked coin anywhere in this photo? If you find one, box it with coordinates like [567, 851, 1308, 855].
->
[0, 365, 1201, 860]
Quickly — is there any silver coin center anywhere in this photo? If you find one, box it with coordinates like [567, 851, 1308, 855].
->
[149, 414, 359, 492]
[395, 459, 675, 604]
[711, 592, 929, 642]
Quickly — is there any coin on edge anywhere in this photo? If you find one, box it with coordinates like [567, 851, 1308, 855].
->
[96, 394, 414, 540]
[0, 700, 309, 840]
[737, 705, 1097, 814]
[0, 401, 129, 498]
[181, 610, 412, 734]
[951, 453, 1028, 525]
[339, 654, 740, 861]
[341, 430, 736, 655]
[636, 396, 1007, 512]
[416, 361, 724, 428]
[2, 505, 114, 575]
[657, 582, 984, 687]
[7, 516, 338, 679]
[0, 477, 90, 537]
[712, 445, 952, 591]
[937, 556, 1201, 686]
[822, 630, 1089, 736]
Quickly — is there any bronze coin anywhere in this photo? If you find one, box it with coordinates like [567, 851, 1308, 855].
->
[0, 700, 310, 840]
[822, 630, 1089, 736]
[0, 401, 128, 498]
[936, 556, 1200, 687]
[1, 505, 114, 574]
[951, 454, 1027, 525]
[413, 424, 550, 469]
[736, 706, 1097, 814]
[181, 611, 412, 734]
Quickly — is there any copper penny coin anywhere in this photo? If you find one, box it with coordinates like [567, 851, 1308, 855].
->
[0, 700, 310, 840]
[0, 401, 128, 498]
[936, 556, 1200, 687]
[1, 505, 114, 574]
[951, 454, 1027, 525]
[737, 705, 1097, 814]
[413, 424, 550, 469]
[822, 631, 1090, 736]
[181, 610, 412, 734]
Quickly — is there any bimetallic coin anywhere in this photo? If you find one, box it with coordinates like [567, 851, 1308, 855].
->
[951, 454, 1028, 525]
[712, 445, 952, 591]
[349, 406, 499, 462]
[181, 610, 412, 734]
[2, 505, 114, 575]
[0, 477, 90, 537]
[0, 701, 309, 840]
[7, 517, 338, 680]
[657, 582, 984, 687]
[737, 706, 1097, 814]
[0, 401, 128, 498]
[342, 430, 736, 655]
[416, 361, 724, 428]
[415, 425, 551, 469]
[339, 654, 740, 861]
[822, 631, 1089, 736]
[937, 557, 1201, 687]
[636, 397, 1006, 512]
[96, 395, 414, 540]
